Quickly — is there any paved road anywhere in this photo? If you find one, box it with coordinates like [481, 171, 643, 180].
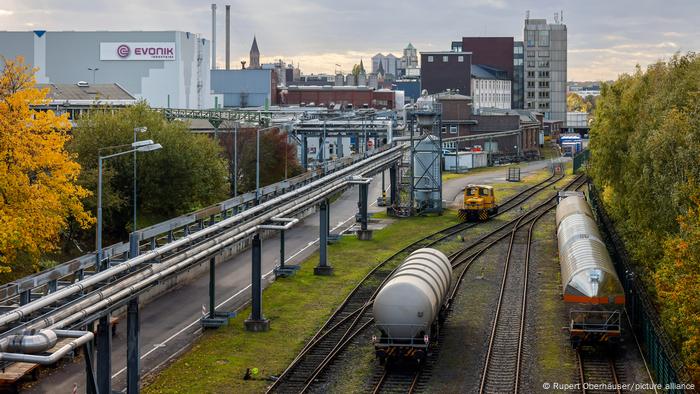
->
[27, 171, 391, 394]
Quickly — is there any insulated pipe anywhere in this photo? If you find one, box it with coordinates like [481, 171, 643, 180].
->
[39, 151, 401, 331]
[0, 146, 403, 331]
[46, 181, 350, 330]
[0, 330, 93, 365]
[0, 330, 57, 353]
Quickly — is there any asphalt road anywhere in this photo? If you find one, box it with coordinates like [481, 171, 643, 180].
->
[25, 160, 559, 393]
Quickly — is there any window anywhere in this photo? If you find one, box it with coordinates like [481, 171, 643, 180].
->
[427, 56, 434, 62]
[443, 56, 449, 62]
[527, 81, 535, 88]
[527, 71, 535, 78]
[538, 70, 550, 78]
[538, 91, 550, 98]
[538, 51, 549, 57]
[449, 125, 458, 134]
[527, 91, 535, 98]
[527, 50, 535, 58]
[538, 81, 549, 88]
[526, 30, 536, 47]
[527, 60, 535, 68]
[441, 126, 447, 133]
[514, 45, 523, 55]
[458, 56, 464, 62]
[538, 30, 550, 46]
[538, 60, 550, 68]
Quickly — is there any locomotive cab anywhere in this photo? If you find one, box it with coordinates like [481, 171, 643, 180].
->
[458, 185, 498, 221]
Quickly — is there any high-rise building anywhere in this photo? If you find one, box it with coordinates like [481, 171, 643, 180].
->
[523, 17, 567, 122]
[513, 41, 525, 109]
[371, 53, 398, 76]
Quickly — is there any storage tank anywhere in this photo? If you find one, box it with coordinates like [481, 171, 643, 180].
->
[555, 194, 594, 227]
[413, 134, 442, 208]
[373, 248, 452, 341]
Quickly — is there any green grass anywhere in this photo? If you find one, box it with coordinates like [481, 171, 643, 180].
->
[144, 212, 461, 394]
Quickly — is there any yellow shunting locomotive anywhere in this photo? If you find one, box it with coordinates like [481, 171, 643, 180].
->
[458, 184, 498, 221]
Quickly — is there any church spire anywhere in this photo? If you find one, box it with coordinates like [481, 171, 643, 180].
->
[249, 35, 260, 69]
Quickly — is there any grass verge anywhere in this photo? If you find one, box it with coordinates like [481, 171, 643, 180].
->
[144, 212, 461, 394]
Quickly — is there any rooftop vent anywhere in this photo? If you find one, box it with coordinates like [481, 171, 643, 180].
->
[76, 81, 89, 87]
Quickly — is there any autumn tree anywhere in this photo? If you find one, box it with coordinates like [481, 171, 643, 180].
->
[221, 127, 303, 194]
[589, 53, 700, 380]
[0, 57, 94, 277]
[566, 92, 591, 112]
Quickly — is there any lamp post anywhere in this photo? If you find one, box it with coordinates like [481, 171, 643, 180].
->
[88, 67, 99, 84]
[97, 141, 162, 271]
[133, 127, 148, 231]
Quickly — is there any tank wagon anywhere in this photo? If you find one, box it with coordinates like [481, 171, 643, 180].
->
[372, 248, 452, 364]
[556, 193, 625, 348]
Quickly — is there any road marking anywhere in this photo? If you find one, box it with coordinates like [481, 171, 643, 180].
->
[112, 182, 388, 381]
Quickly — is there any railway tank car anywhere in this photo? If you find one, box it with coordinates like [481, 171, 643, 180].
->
[556, 192, 625, 348]
[372, 248, 452, 364]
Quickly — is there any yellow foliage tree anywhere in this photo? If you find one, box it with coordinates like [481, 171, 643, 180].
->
[0, 57, 94, 274]
[566, 91, 590, 112]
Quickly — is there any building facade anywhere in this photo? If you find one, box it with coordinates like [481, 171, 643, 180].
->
[523, 18, 567, 123]
[282, 86, 396, 109]
[0, 30, 211, 109]
[461, 37, 514, 79]
[512, 41, 525, 109]
[400, 43, 418, 73]
[210, 69, 276, 107]
[471, 65, 511, 110]
[420, 52, 472, 96]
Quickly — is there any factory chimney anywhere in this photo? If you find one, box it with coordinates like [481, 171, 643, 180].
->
[211, 4, 216, 69]
[225, 5, 231, 70]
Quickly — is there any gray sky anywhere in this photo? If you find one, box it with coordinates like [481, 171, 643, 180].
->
[1, 0, 697, 80]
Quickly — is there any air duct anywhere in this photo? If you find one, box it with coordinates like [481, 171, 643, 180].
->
[225, 5, 231, 70]
[211, 4, 217, 69]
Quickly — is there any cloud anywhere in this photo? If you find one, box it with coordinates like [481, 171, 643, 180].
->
[0, 9, 15, 16]
[662, 31, 686, 37]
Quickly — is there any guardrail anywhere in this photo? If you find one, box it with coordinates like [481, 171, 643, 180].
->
[0, 150, 383, 308]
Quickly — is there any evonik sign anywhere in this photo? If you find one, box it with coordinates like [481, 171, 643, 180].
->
[100, 42, 176, 61]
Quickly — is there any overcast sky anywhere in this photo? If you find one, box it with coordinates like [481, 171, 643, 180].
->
[1, 0, 697, 81]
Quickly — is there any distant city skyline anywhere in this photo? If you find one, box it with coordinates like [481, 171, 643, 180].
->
[0, 0, 697, 81]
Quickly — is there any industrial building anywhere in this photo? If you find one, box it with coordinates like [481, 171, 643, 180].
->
[0, 30, 211, 109]
[524, 17, 567, 123]
[471, 65, 512, 110]
[420, 52, 473, 96]
[281, 86, 399, 110]
[34, 83, 137, 121]
[210, 69, 277, 107]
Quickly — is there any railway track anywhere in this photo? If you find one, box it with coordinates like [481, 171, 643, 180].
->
[478, 175, 587, 394]
[268, 171, 582, 393]
[577, 349, 626, 394]
[266, 172, 565, 393]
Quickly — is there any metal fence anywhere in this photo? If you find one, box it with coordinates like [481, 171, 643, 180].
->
[589, 184, 696, 393]
[573, 149, 590, 172]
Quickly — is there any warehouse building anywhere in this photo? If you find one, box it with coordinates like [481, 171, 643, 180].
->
[0, 30, 211, 109]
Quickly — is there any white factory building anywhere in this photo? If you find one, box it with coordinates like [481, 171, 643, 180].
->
[0, 30, 211, 109]
[471, 64, 512, 111]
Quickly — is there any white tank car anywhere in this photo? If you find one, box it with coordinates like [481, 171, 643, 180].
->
[373, 248, 452, 342]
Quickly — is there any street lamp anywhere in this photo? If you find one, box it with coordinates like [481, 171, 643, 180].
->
[133, 127, 148, 231]
[97, 141, 162, 271]
[88, 67, 99, 84]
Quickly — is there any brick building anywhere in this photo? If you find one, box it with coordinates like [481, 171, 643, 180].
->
[420, 52, 472, 95]
[281, 86, 396, 109]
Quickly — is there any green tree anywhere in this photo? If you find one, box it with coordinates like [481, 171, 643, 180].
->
[589, 53, 700, 380]
[69, 103, 230, 243]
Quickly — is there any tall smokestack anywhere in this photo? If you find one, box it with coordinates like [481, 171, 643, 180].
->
[211, 4, 217, 70]
[225, 5, 231, 70]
